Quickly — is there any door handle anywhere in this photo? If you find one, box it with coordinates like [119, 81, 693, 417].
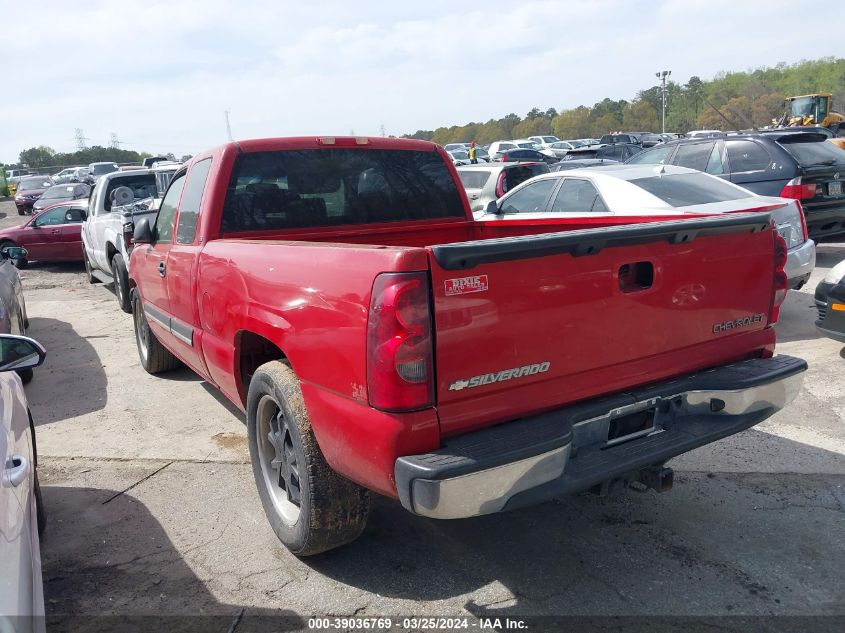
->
[51, 229, 61, 235]
[4, 455, 30, 487]
[158, 261, 166, 277]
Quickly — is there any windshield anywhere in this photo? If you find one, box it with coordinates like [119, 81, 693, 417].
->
[789, 97, 817, 118]
[778, 138, 845, 167]
[449, 151, 469, 160]
[42, 185, 76, 199]
[19, 176, 52, 189]
[542, 137, 558, 143]
[222, 148, 466, 232]
[630, 173, 753, 207]
[517, 142, 541, 149]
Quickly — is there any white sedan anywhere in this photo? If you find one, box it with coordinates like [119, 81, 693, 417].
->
[478, 164, 814, 289]
[1, 334, 47, 632]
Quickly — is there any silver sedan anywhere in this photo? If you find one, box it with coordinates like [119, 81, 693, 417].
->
[478, 164, 815, 289]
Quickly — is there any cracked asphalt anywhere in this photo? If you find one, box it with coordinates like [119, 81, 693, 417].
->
[2, 200, 844, 631]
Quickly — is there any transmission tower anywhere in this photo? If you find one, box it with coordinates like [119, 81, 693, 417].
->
[75, 128, 88, 150]
[109, 133, 120, 149]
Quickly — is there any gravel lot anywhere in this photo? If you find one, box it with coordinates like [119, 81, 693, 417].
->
[2, 199, 843, 630]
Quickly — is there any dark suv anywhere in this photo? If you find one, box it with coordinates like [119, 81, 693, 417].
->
[626, 131, 845, 239]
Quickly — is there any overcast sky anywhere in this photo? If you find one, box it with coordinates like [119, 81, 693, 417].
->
[2, 0, 843, 163]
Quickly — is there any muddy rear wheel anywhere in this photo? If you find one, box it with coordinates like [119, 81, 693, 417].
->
[247, 360, 369, 556]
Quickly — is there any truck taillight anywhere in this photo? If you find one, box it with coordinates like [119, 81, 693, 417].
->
[779, 177, 817, 200]
[122, 221, 135, 249]
[769, 231, 789, 326]
[367, 272, 434, 412]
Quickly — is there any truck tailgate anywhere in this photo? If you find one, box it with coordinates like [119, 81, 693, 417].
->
[427, 213, 778, 436]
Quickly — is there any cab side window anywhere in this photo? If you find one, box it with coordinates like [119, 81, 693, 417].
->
[176, 159, 212, 244]
[155, 174, 186, 243]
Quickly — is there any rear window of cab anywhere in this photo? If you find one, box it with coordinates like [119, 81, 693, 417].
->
[221, 149, 466, 232]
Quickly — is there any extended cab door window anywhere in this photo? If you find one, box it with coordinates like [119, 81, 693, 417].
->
[176, 159, 212, 244]
[499, 179, 557, 214]
[155, 175, 186, 243]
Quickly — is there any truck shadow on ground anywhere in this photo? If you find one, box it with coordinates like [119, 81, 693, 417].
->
[775, 289, 823, 343]
[24, 317, 108, 426]
[22, 261, 85, 275]
[40, 485, 303, 633]
[306, 431, 845, 618]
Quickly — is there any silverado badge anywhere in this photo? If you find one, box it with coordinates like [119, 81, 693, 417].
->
[448, 362, 551, 391]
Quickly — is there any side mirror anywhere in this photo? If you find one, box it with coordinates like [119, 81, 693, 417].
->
[0, 335, 46, 372]
[133, 217, 153, 244]
[485, 200, 500, 215]
[1, 246, 28, 260]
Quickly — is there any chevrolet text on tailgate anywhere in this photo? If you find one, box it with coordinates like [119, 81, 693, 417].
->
[128, 136, 806, 555]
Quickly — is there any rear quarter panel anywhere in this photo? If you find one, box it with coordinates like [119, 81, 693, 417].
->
[196, 240, 440, 493]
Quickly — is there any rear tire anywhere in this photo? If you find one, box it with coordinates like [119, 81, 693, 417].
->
[111, 254, 131, 313]
[247, 360, 370, 556]
[16, 207, 24, 216]
[131, 293, 180, 374]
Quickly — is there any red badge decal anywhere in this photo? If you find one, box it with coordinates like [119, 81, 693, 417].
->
[444, 275, 489, 296]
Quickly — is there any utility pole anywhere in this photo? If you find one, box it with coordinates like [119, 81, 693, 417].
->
[655, 70, 671, 133]
[379, 124, 386, 138]
[224, 110, 233, 142]
[109, 133, 120, 149]
[74, 128, 88, 150]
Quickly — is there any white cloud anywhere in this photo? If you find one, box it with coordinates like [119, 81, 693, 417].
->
[1, 0, 843, 163]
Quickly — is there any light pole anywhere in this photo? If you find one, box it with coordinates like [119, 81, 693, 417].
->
[655, 70, 671, 133]
[224, 110, 233, 142]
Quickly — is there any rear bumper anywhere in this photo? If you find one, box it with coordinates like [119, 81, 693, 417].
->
[804, 205, 845, 240]
[395, 355, 806, 519]
[786, 239, 815, 289]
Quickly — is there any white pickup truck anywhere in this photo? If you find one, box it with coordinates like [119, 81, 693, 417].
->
[81, 170, 161, 312]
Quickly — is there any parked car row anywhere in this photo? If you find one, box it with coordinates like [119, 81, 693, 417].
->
[626, 130, 845, 241]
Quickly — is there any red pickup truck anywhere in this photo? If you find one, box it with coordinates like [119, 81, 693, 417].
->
[128, 136, 806, 556]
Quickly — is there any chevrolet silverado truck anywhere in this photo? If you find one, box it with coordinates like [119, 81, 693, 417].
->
[128, 136, 806, 556]
[81, 169, 159, 312]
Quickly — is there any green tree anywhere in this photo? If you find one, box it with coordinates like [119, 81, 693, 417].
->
[19, 146, 56, 167]
[622, 100, 659, 132]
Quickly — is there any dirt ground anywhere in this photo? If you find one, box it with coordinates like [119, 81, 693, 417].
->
[2, 199, 843, 631]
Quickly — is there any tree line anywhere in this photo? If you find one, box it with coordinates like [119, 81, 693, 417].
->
[403, 57, 845, 145]
[10, 145, 191, 169]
